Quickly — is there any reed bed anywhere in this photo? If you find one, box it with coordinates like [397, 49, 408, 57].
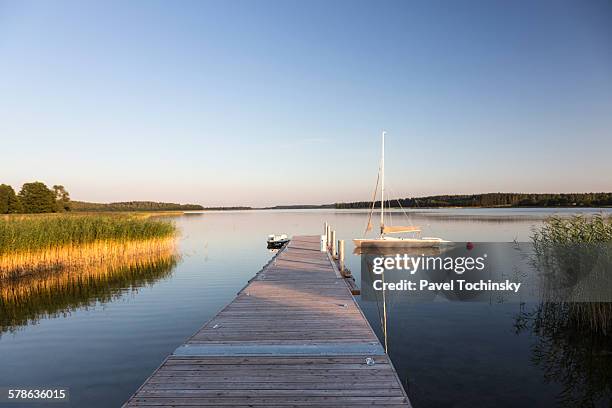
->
[531, 214, 612, 334]
[532, 214, 612, 245]
[1, 251, 177, 333]
[0, 214, 177, 279]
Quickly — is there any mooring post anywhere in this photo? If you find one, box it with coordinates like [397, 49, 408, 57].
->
[331, 230, 336, 257]
[338, 239, 345, 272]
[323, 222, 328, 241]
[326, 225, 331, 248]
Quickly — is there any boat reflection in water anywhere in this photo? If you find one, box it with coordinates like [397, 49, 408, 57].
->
[353, 246, 447, 256]
[0, 251, 178, 334]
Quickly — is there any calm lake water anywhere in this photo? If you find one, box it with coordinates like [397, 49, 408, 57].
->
[1, 208, 611, 407]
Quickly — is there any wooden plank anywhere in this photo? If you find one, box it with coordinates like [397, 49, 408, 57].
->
[173, 342, 384, 356]
[123, 235, 410, 407]
[127, 397, 409, 406]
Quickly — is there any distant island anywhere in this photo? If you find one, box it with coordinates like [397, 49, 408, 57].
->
[197, 206, 252, 211]
[71, 201, 204, 212]
[261, 204, 335, 210]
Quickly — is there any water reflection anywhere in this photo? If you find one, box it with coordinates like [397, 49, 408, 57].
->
[353, 246, 446, 256]
[0, 253, 178, 334]
[515, 302, 612, 407]
[512, 235, 612, 407]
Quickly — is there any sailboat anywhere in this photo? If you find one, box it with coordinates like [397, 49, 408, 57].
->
[353, 131, 450, 249]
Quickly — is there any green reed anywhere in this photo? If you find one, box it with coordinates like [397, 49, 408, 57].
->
[511, 214, 612, 406]
[530, 213, 612, 334]
[532, 214, 612, 246]
[0, 214, 176, 255]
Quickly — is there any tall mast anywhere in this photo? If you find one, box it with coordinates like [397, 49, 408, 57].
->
[380, 130, 388, 353]
[380, 131, 385, 236]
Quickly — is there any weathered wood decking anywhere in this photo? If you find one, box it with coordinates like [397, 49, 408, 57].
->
[124, 235, 410, 407]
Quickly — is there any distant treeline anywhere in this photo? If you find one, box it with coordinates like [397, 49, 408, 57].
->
[71, 201, 204, 212]
[334, 193, 612, 209]
[1, 181, 204, 214]
[4, 184, 610, 214]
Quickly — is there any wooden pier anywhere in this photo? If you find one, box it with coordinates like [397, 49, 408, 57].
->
[124, 235, 410, 407]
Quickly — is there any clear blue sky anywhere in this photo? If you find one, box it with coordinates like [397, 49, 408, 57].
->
[1, 0, 611, 206]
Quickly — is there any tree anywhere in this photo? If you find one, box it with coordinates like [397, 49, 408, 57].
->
[53, 185, 71, 212]
[18, 182, 56, 213]
[0, 184, 21, 213]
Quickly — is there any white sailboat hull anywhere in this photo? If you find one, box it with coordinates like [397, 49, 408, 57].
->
[353, 236, 450, 249]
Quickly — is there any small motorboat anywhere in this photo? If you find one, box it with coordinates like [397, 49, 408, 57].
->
[267, 234, 290, 249]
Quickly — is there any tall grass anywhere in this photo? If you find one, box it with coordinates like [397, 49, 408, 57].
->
[0, 214, 176, 253]
[531, 214, 612, 334]
[533, 214, 612, 246]
[513, 214, 612, 405]
[0, 214, 177, 278]
[1, 251, 177, 334]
